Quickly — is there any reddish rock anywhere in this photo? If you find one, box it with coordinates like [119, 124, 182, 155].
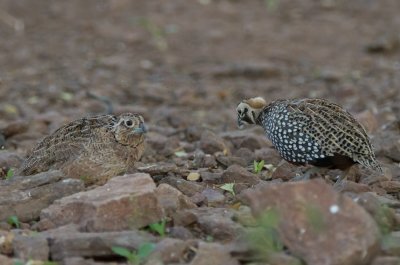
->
[0, 231, 14, 255]
[146, 238, 191, 264]
[334, 180, 371, 193]
[47, 229, 156, 261]
[271, 161, 298, 181]
[156, 183, 197, 217]
[355, 110, 379, 133]
[221, 130, 271, 151]
[1, 120, 30, 138]
[0, 171, 84, 222]
[0, 255, 12, 265]
[13, 234, 49, 261]
[242, 179, 380, 265]
[378, 181, 400, 193]
[160, 176, 205, 197]
[0, 151, 23, 169]
[221, 165, 259, 186]
[174, 207, 244, 241]
[254, 147, 282, 165]
[201, 187, 225, 207]
[200, 131, 229, 155]
[189, 242, 239, 265]
[40, 173, 163, 231]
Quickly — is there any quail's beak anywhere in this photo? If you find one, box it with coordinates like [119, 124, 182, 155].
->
[133, 123, 147, 134]
[237, 115, 244, 129]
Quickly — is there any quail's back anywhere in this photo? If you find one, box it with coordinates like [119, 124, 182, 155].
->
[237, 97, 382, 173]
[18, 113, 146, 185]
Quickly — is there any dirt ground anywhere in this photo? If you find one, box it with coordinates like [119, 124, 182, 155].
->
[0, 0, 399, 264]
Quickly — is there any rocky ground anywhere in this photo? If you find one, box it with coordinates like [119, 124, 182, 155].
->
[0, 0, 400, 264]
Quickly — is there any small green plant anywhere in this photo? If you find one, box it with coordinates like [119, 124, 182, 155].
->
[6, 168, 14, 180]
[42, 261, 59, 265]
[7, 215, 20, 228]
[148, 219, 167, 237]
[253, 160, 265, 173]
[247, 208, 283, 260]
[112, 243, 155, 265]
[220, 183, 235, 195]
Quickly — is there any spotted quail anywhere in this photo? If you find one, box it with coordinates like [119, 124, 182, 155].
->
[18, 113, 146, 185]
[236, 97, 382, 173]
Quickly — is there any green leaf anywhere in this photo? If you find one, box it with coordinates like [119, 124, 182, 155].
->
[137, 242, 155, 260]
[7, 215, 20, 228]
[253, 160, 265, 173]
[111, 246, 134, 259]
[174, 151, 187, 157]
[6, 168, 14, 180]
[220, 183, 235, 195]
[148, 219, 166, 237]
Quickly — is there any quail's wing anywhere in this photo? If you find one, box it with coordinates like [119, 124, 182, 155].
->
[286, 98, 374, 159]
[19, 114, 118, 175]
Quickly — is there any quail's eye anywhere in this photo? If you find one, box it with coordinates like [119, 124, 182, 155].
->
[238, 109, 242, 114]
[125, 120, 134, 127]
[244, 107, 248, 113]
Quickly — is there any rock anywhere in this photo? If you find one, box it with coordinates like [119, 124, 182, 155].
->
[221, 165, 259, 186]
[168, 226, 194, 240]
[160, 176, 205, 197]
[13, 234, 49, 261]
[234, 147, 255, 164]
[255, 147, 286, 166]
[0, 255, 12, 265]
[0, 171, 84, 222]
[201, 188, 225, 207]
[40, 173, 163, 231]
[189, 242, 239, 265]
[271, 161, 298, 181]
[216, 155, 247, 168]
[192, 151, 217, 169]
[242, 179, 380, 265]
[200, 171, 222, 184]
[137, 162, 184, 176]
[0, 231, 14, 255]
[174, 207, 244, 241]
[371, 256, 400, 265]
[268, 252, 303, 265]
[64, 257, 117, 265]
[0, 151, 23, 169]
[200, 131, 229, 155]
[0, 120, 30, 138]
[47, 229, 156, 261]
[187, 172, 201, 181]
[221, 130, 271, 150]
[353, 193, 397, 234]
[382, 232, 400, 256]
[373, 131, 400, 162]
[146, 238, 191, 264]
[378, 181, 400, 193]
[355, 110, 379, 133]
[156, 183, 197, 217]
[334, 180, 371, 193]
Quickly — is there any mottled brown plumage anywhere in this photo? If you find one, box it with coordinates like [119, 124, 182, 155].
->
[237, 97, 382, 173]
[18, 113, 146, 185]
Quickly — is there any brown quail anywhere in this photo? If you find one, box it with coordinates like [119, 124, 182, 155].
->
[236, 97, 382, 173]
[18, 113, 146, 185]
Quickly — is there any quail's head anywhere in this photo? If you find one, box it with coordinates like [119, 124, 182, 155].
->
[112, 113, 146, 145]
[236, 97, 267, 128]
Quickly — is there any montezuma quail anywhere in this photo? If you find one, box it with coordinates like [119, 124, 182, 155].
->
[236, 97, 382, 173]
[18, 113, 146, 185]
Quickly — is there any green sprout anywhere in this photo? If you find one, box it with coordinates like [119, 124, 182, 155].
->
[6, 168, 14, 180]
[148, 219, 167, 237]
[220, 183, 235, 195]
[247, 208, 283, 260]
[112, 243, 155, 265]
[253, 160, 265, 174]
[7, 215, 20, 228]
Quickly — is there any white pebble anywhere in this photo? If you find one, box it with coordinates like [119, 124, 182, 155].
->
[329, 204, 339, 214]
